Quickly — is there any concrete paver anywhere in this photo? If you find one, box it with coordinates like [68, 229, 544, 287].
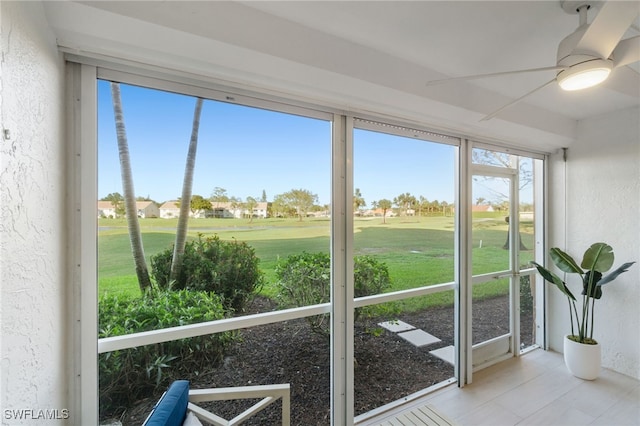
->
[429, 345, 455, 365]
[378, 320, 416, 333]
[397, 329, 441, 347]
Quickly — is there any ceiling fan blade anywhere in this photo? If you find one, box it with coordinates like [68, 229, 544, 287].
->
[480, 78, 556, 122]
[426, 66, 563, 86]
[575, 1, 640, 59]
[612, 35, 640, 68]
[602, 66, 640, 97]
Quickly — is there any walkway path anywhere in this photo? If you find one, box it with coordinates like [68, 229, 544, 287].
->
[379, 320, 455, 365]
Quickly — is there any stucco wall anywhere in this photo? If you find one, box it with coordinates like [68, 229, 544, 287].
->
[548, 106, 640, 379]
[1, 1, 68, 423]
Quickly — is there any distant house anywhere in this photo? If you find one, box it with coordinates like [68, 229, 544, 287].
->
[97, 201, 116, 218]
[211, 201, 270, 219]
[472, 205, 494, 212]
[190, 209, 209, 218]
[159, 200, 271, 219]
[251, 202, 269, 219]
[98, 200, 159, 218]
[160, 201, 210, 218]
[366, 208, 396, 218]
[159, 201, 180, 218]
[210, 202, 238, 218]
[136, 201, 159, 218]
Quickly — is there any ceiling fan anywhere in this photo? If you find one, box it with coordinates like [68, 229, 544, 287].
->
[427, 1, 640, 121]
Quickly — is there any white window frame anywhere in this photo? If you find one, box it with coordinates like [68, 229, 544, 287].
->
[69, 58, 548, 425]
[68, 62, 99, 425]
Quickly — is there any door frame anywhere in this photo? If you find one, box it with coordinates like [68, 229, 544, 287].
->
[466, 162, 521, 380]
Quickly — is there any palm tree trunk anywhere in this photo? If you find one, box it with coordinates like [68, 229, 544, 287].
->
[110, 82, 153, 292]
[170, 98, 204, 284]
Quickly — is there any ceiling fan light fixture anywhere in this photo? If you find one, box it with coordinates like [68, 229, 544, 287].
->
[557, 59, 612, 91]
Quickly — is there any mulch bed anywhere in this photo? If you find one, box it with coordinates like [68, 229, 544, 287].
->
[114, 295, 532, 425]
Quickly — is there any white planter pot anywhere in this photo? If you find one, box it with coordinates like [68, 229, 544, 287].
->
[564, 335, 601, 380]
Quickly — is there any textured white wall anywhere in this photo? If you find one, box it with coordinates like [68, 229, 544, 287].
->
[1, 1, 68, 422]
[548, 106, 640, 379]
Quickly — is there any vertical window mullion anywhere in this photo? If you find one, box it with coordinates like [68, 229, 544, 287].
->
[457, 139, 473, 386]
[536, 158, 547, 349]
[510, 172, 521, 355]
[71, 62, 99, 424]
[330, 114, 354, 425]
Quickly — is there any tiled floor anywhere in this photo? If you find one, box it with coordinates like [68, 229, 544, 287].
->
[360, 349, 640, 425]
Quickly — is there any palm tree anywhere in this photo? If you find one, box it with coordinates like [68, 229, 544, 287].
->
[353, 188, 366, 215]
[374, 199, 392, 224]
[245, 196, 258, 223]
[418, 195, 427, 217]
[110, 82, 152, 292]
[170, 98, 204, 284]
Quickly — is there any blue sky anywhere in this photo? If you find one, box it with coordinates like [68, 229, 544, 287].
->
[98, 80, 456, 206]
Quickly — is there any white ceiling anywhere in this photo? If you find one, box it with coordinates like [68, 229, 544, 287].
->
[243, 1, 640, 116]
[43, 1, 640, 152]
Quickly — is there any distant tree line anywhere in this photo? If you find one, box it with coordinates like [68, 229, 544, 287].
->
[101, 186, 460, 222]
[103, 187, 538, 221]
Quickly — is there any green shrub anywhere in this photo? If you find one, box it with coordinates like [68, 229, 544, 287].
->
[276, 252, 330, 308]
[150, 234, 264, 314]
[353, 255, 392, 299]
[275, 252, 391, 334]
[520, 274, 534, 313]
[98, 289, 234, 418]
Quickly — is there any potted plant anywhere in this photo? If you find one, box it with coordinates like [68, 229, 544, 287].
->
[532, 242, 634, 380]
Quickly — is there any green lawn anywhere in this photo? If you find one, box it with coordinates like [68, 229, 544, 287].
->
[98, 214, 532, 309]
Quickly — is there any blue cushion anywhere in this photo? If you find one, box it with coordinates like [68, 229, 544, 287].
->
[143, 380, 190, 426]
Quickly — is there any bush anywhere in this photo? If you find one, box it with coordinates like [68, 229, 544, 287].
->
[275, 252, 391, 334]
[98, 289, 234, 418]
[520, 274, 534, 313]
[150, 234, 264, 314]
[276, 252, 330, 309]
[353, 255, 392, 299]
